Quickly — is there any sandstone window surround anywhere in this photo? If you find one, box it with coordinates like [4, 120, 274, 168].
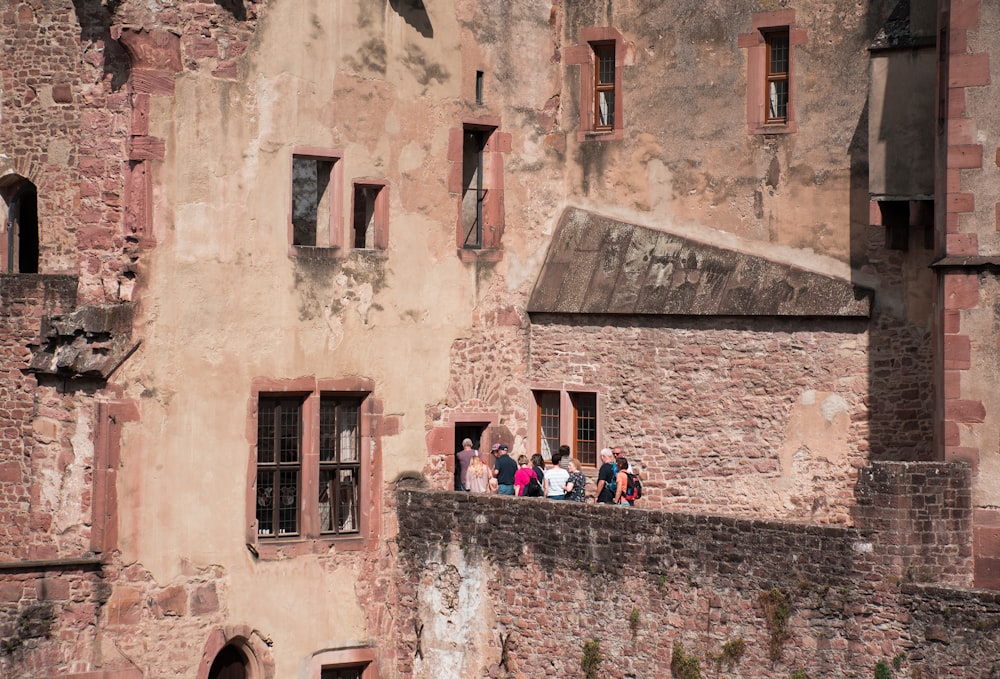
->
[289, 148, 344, 252]
[310, 647, 378, 679]
[531, 388, 601, 467]
[247, 376, 378, 558]
[448, 118, 510, 262]
[567, 27, 626, 142]
[739, 10, 806, 134]
[351, 180, 389, 250]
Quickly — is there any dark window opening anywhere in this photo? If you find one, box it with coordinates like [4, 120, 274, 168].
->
[256, 397, 303, 538]
[880, 199, 934, 251]
[454, 422, 489, 491]
[593, 43, 615, 130]
[352, 185, 382, 249]
[4, 180, 38, 273]
[461, 128, 490, 249]
[475, 70, 484, 105]
[321, 667, 365, 679]
[208, 645, 249, 679]
[318, 397, 362, 535]
[764, 29, 790, 124]
[292, 156, 334, 246]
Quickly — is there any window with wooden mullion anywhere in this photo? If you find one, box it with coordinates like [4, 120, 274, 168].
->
[256, 397, 302, 538]
[593, 43, 615, 131]
[571, 392, 597, 467]
[764, 29, 789, 124]
[536, 391, 561, 461]
[319, 397, 362, 535]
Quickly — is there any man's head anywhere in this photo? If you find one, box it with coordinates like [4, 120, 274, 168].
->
[462, 438, 474, 449]
[600, 448, 614, 463]
[612, 446, 623, 459]
[497, 444, 509, 455]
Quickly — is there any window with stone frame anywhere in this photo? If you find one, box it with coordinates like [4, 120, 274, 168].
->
[738, 10, 804, 134]
[351, 181, 388, 250]
[568, 27, 625, 141]
[532, 389, 600, 466]
[592, 42, 616, 131]
[250, 378, 373, 555]
[310, 648, 377, 679]
[290, 149, 343, 249]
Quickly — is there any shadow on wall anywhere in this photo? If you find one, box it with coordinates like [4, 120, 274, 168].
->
[850, 0, 938, 462]
[70, 0, 130, 90]
[389, 0, 433, 38]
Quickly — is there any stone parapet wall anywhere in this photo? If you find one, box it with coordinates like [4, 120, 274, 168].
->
[395, 472, 991, 678]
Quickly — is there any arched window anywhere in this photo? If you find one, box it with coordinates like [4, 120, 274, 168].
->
[208, 644, 249, 679]
[1, 177, 39, 273]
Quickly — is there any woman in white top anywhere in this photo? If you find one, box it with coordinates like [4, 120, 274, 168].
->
[543, 450, 570, 500]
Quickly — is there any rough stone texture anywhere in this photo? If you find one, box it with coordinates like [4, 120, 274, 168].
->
[529, 208, 873, 317]
[396, 473, 994, 679]
[29, 303, 138, 378]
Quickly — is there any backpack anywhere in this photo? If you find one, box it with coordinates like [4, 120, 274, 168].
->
[524, 470, 544, 497]
[624, 473, 643, 502]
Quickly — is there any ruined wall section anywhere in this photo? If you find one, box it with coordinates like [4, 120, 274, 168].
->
[529, 316, 871, 523]
[395, 468, 987, 679]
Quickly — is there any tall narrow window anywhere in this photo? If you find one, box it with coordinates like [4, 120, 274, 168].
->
[475, 70, 484, 105]
[256, 397, 302, 538]
[292, 155, 335, 247]
[2, 178, 39, 273]
[535, 391, 561, 460]
[351, 183, 387, 250]
[461, 128, 490, 249]
[572, 392, 598, 467]
[764, 29, 789, 124]
[318, 397, 361, 535]
[593, 43, 615, 131]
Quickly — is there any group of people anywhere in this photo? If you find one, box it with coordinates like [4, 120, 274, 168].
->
[455, 439, 641, 506]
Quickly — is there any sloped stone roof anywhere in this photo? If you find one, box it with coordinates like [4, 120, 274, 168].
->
[528, 209, 872, 317]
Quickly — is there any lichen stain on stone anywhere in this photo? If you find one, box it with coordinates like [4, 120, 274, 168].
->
[778, 390, 852, 484]
[344, 38, 387, 76]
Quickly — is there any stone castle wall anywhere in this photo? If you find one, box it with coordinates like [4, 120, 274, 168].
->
[395, 463, 990, 678]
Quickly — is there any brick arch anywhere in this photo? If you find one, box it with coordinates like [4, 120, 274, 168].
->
[196, 625, 275, 679]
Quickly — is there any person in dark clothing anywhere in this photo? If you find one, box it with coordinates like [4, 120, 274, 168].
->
[595, 447, 617, 504]
[493, 444, 517, 496]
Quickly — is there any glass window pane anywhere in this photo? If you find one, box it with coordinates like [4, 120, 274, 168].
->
[257, 403, 275, 464]
[339, 403, 359, 462]
[537, 391, 560, 461]
[278, 469, 298, 535]
[769, 80, 788, 120]
[256, 471, 274, 536]
[598, 91, 614, 127]
[279, 403, 300, 463]
[597, 48, 615, 84]
[572, 392, 597, 467]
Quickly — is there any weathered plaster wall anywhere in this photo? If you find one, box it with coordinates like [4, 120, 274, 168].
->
[396, 468, 984, 679]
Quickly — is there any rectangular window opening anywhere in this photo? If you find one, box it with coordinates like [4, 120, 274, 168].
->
[321, 667, 366, 679]
[535, 391, 561, 461]
[352, 184, 383, 249]
[592, 43, 615, 131]
[571, 392, 598, 467]
[292, 156, 335, 247]
[475, 70, 484, 105]
[319, 396, 362, 535]
[256, 396, 304, 538]
[461, 128, 491, 249]
[764, 29, 790, 124]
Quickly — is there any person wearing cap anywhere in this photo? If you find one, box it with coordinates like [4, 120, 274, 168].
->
[455, 438, 480, 492]
[492, 444, 517, 496]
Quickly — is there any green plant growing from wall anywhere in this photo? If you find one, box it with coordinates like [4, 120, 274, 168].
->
[581, 638, 602, 679]
[629, 608, 640, 639]
[759, 588, 791, 660]
[717, 637, 746, 670]
[789, 671, 810, 679]
[0, 603, 55, 656]
[874, 660, 891, 679]
[670, 642, 702, 679]
[892, 653, 906, 670]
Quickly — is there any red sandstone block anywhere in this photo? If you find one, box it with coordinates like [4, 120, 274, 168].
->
[949, 88, 967, 117]
[190, 582, 219, 615]
[947, 191, 975, 213]
[0, 462, 22, 483]
[948, 118, 977, 145]
[948, 144, 982, 168]
[949, 28, 968, 54]
[51, 83, 72, 103]
[945, 399, 986, 423]
[951, 0, 981, 30]
[447, 128, 464, 162]
[996, 203, 1000, 231]
[190, 36, 219, 59]
[0, 581, 22, 602]
[944, 273, 979, 309]
[974, 556, 1000, 589]
[106, 586, 143, 625]
[131, 69, 175, 95]
[943, 370, 962, 400]
[946, 233, 979, 256]
[869, 200, 882, 226]
[39, 577, 70, 601]
[943, 419, 960, 446]
[946, 211, 960, 233]
[950, 54, 990, 87]
[944, 334, 971, 366]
